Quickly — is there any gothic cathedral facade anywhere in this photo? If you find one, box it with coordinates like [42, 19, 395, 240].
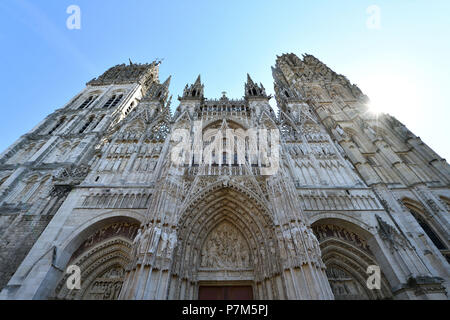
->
[0, 53, 448, 300]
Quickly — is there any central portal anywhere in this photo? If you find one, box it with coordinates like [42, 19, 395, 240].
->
[198, 286, 253, 300]
[169, 186, 282, 299]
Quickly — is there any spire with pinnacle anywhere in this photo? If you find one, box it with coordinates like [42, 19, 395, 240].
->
[179, 75, 204, 100]
[143, 75, 171, 103]
[245, 74, 269, 99]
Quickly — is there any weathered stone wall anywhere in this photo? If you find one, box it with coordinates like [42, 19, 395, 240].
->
[0, 213, 54, 289]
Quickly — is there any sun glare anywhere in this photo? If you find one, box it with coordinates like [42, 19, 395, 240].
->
[359, 73, 422, 121]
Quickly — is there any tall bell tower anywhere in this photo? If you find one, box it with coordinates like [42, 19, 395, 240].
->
[273, 53, 450, 299]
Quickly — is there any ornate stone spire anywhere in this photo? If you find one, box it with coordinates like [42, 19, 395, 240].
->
[179, 75, 204, 100]
[143, 76, 171, 103]
[245, 74, 269, 99]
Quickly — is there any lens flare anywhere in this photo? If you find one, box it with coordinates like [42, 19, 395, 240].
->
[358, 73, 422, 120]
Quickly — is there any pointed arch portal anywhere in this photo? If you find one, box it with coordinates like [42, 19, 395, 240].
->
[169, 185, 282, 300]
[53, 219, 140, 300]
[312, 218, 392, 300]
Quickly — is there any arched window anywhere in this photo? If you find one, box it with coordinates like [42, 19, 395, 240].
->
[104, 94, 124, 108]
[111, 94, 124, 107]
[79, 116, 95, 134]
[48, 117, 66, 135]
[78, 95, 97, 109]
[103, 94, 123, 108]
[403, 198, 449, 263]
[103, 95, 116, 108]
[92, 115, 105, 131]
[27, 175, 51, 203]
[409, 208, 446, 250]
[13, 175, 39, 203]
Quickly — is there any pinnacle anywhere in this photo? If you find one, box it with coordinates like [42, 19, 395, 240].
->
[162, 76, 172, 87]
[246, 74, 255, 85]
[194, 75, 201, 86]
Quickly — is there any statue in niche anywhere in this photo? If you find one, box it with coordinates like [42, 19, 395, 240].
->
[148, 222, 162, 255]
[156, 227, 170, 257]
[167, 228, 178, 258]
[276, 232, 288, 264]
[131, 227, 142, 259]
[140, 223, 153, 254]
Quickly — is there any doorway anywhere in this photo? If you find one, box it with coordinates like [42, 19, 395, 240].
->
[198, 286, 253, 300]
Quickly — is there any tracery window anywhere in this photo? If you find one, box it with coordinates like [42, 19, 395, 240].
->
[7, 174, 50, 204]
[403, 199, 449, 263]
[410, 208, 446, 250]
[78, 95, 97, 109]
[149, 122, 170, 141]
[48, 116, 66, 135]
[79, 115, 95, 134]
[93, 115, 106, 131]
[103, 94, 124, 108]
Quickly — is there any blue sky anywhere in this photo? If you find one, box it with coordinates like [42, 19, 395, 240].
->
[0, 0, 449, 159]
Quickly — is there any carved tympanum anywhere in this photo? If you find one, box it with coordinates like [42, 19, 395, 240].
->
[84, 266, 125, 300]
[200, 222, 251, 269]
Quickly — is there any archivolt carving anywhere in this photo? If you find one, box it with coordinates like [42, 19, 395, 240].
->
[326, 265, 369, 300]
[171, 187, 280, 288]
[313, 224, 371, 254]
[321, 245, 392, 300]
[71, 222, 139, 261]
[55, 239, 132, 300]
[182, 178, 271, 220]
[313, 221, 393, 299]
[84, 266, 125, 300]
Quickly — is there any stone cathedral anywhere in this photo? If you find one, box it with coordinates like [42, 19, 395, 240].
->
[0, 53, 449, 300]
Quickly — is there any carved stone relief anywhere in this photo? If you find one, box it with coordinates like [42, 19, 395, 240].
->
[72, 222, 139, 260]
[313, 224, 371, 254]
[83, 266, 125, 300]
[200, 222, 251, 270]
[326, 265, 369, 300]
